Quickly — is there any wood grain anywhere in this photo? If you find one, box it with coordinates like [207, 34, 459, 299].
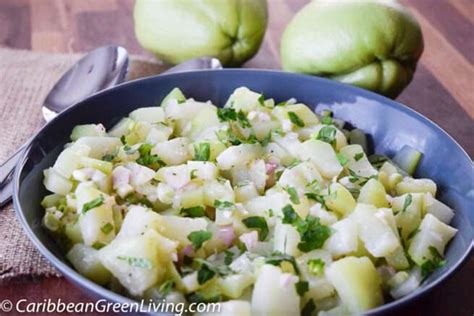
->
[0, 0, 472, 315]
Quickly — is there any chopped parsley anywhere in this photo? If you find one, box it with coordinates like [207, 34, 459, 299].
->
[217, 108, 237, 122]
[236, 110, 251, 128]
[136, 143, 165, 169]
[180, 206, 206, 218]
[307, 258, 325, 275]
[354, 152, 364, 161]
[282, 204, 299, 224]
[102, 154, 115, 162]
[348, 169, 376, 186]
[224, 250, 234, 265]
[100, 223, 114, 235]
[285, 186, 300, 204]
[216, 107, 251, 128]
[120, 135, 127, 145]
[197, 262, 215, 284]
[258, 94, 265, 106]
[265, 252, 300, 274]
[295, 280, 309, 297]
[281, 204, 332, 252]
[216, 128, 242, 146]
[92, 241, 106, 250]
[401, 194, 413, 212]
[193, 142, 211, 161]
[188, 230, 212, 250]
[194, 259, 231, 284]
[190, 169, 198, 179]
[288, 111, 305, 127]
[276, 100, 288, 107]
[242, 216, 269, 241]
[117, 256, 154, 269]
[214, 200, 234, 209]
[82, 196, 104, 213]
[421, 246, 446, 279]
[316, 126, 337, 146]
[369, 155, 389, 169]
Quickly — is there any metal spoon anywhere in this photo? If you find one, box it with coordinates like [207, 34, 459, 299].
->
[0, 47, 222, 207]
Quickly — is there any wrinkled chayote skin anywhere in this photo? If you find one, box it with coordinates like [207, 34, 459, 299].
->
[281, 0, 423, 98]
[134, 0, 268, 67]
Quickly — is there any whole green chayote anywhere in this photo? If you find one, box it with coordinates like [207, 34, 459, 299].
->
[281, 0, 423, 98]
[134, 0, 268, 67]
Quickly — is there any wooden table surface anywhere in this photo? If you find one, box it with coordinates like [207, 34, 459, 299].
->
[0, 0, 473, 315]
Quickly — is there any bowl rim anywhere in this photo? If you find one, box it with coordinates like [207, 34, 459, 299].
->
[13, 69, 474, 314]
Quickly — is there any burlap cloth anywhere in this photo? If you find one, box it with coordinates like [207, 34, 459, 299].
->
[0, 48, 170, 283]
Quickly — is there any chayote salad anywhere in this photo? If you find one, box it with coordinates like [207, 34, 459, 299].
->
[41, 87, 457, 315]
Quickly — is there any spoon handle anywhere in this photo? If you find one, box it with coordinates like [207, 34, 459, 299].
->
[0, 145, 25, 207]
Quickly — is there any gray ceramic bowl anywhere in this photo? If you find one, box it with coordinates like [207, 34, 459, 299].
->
[13, 70, 474, 314]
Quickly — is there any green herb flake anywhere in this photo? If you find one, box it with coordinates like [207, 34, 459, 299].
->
[285, 186, 300, 204]
[295, 280, 309, 297]
[190, 169, 198, 179]
[117, 256, 154, 269]
[260, 132, 272, 147]
[288, 111, 305, 128]
[188, 230, 212, 250]
[92, 241, 106, 250]
[302, 299, 316, 316]
[82, 196, 104, 213]
[217, 108, 237, 122]
[102, 154, 115, 162]
[120, 135, 127, 145]
[158, 280, 175, 296]
[265, 252, 300, 274]
[347, 169, 376, 186]
[242, 216, 269, 241]
[282, 204, 299, 224]
[193, 258, 231, 284]
[100, 222, 114, 235]
[402, 194, 413, 212]
[224, 250, 234, 265]
[197, 263, 216, 285]
[193, 142, 211, 161]
[181, 206, 206, 218]
[369, 154, 389, 169]
[297, 216, 332, 252]
[307, 258, 325, 275]
[258, 94, 265, 107]
[246, 133, 258, 144]
[354, 152, 364, 161]
[282, 204, 332, 252]
[136, 143, 165, 169]
[214, 200, 234, 209]
[337, 153, 348, 166]
[216, 129, 242, 146]
[237, 110, 252, 128]
[316, 126, 337, 146]
[421, 246, 446, 279]
[276, 100, 288, 107]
